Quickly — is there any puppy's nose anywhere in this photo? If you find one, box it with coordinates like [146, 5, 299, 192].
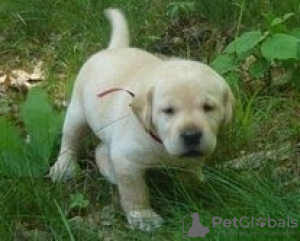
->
[181, 130, 202, 147]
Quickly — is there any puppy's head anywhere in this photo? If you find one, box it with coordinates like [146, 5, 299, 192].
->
[131, 60, 234, 158]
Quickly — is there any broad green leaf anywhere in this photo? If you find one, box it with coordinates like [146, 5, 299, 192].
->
[0, 117, 24, 152]
[226, 71, 240, 89]
[261, 34, 299, 60]
[21, 87, 63, 168]
[212, 54, 237, 73]
[283, 12, 295, 21]
[271, 13, 294, 27]
[271, 17, 284, 27]
[290, 28, 300, 59]
[225, 31, 262, 56]
[249, 59, 270, 78]
[0, 118, 31, 177]
[290, 28, 300, 39]
[0, 89, 64, 177]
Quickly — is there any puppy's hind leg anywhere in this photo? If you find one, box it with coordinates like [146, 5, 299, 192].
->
[95, 144, 117, 184]
[49, 98, 88, 182]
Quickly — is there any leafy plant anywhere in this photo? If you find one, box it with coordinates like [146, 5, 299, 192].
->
[69, 193, 90, 211]
[167, 1, 196, 19]
[0, 88, 63, 177]
[212, 12, 300, 90]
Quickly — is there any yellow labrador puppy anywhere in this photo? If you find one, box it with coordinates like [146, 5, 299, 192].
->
[49, 8, 234, 232]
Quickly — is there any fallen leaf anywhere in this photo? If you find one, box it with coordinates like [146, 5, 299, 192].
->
[0, 74, 6, 84]
[29, 60, 45, 81]
[1, 60, 45, 91]
[10, 69, 31, 89]
[0, 73, 11, 93]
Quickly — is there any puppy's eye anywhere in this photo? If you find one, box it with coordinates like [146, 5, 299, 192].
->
[162, 107, 176, 115]
[203, 103, 215, 112]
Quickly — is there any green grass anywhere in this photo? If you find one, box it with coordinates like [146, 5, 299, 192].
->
[0, 0, 300, 240]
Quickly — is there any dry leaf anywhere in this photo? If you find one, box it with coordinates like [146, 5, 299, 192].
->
[6, 60, 45, 90]
[0, 74, 8, 84]
[30, 60, 45, 81]
[0, 72, 11, 93]
[10, 69, 31, 89]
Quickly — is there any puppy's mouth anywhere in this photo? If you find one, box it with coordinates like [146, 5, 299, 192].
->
[180, 150, 203, 158]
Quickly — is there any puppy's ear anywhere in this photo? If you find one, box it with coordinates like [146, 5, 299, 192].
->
[131, 87, 153, 131]
[223, 86, 234, 126]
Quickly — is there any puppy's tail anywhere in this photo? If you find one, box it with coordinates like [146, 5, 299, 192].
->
[104, 8, 130, 49]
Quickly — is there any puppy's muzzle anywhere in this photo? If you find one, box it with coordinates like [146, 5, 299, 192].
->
[181, 130, 202, 147]
[180, 129, 202, 157]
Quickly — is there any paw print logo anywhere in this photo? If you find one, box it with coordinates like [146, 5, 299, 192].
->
[256, 217, 266, 227]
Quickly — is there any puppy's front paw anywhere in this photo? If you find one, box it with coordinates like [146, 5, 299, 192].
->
[127, 209, 163, 232]
[48, 158, 78, 182]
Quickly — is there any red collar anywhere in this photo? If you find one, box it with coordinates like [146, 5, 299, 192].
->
[147, 130, 163, 144]
[97, 88, 162, 144]
[97, 87, 135, 98]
